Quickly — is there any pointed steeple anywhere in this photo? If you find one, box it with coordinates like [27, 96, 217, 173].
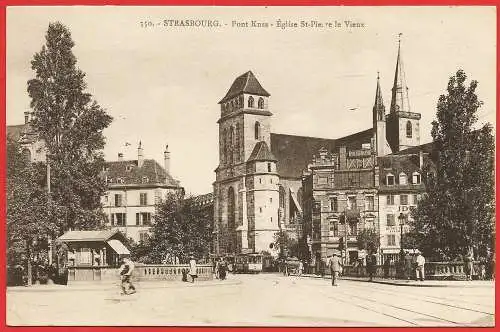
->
[373, 71, 386, 123]
[390, 34, 410, 113]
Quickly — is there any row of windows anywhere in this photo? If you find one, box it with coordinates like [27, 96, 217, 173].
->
[107, 176, 150, 184]
[386, 194, 419, 206]
[106, 193, 149, 207]
[328, 196, 375, 212]
[222, 96, 265, 113]
[386, 172, 420, 186]
[109, 212, 152, 226]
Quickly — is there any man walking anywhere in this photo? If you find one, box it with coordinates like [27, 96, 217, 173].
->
[367, 251, 377, 282]
[415, 252, 425, 281]
[329, 253, 342, 286]
[119, 257, 136, 295]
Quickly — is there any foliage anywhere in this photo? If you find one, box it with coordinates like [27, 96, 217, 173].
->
[357, 227, 380, 253]
[410, 70, 494, 261]
[6, 137, 57, 267]
[273, 231, 299, 258]
[144, 192, 213, 264]
[27, 22, 112, 234]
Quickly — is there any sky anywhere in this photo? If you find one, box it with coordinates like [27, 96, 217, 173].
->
[6, 6, 496, 195]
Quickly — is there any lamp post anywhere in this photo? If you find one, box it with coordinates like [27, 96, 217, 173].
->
[398, 213, 406, 261]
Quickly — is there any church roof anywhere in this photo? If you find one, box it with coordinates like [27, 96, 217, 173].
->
[248, 141, 277, 162]
[390, 38, 411, 113]
[270, 128, 373, 178]
[103, 159, 181, 188]
[219, 71, 270, 104]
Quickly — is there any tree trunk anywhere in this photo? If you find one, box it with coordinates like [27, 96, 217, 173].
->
[27, 241, 32, 287]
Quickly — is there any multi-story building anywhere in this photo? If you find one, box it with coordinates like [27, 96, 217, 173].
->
[101, 143, 183, 243]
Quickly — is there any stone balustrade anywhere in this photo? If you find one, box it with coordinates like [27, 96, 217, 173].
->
[67, 264, 213, 283]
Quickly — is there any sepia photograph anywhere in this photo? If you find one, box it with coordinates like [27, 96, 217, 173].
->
[5, 5, 496, 327]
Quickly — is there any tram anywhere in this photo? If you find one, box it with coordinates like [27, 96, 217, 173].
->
[233, 253, 264, 273]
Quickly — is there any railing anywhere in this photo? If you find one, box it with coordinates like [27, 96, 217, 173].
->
[67, 264, 213, 283]
[340, 261, 483, 280]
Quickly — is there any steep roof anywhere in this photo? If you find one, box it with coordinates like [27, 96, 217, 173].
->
[219, 71, 270, 104]
[104, 159, 181, 187]
[270, 128, 373, 178]
[248, 141, 277, 162]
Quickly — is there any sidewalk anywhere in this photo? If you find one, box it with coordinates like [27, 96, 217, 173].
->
[301, 274, 495, 288]
[7, 278, 241, 293]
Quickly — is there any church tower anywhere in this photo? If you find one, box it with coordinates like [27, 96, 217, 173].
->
[214, 71, 280, 255]
[386, 36, 421, 152]
[373, 73, 390, 156]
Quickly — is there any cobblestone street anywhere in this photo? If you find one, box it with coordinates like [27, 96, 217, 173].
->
[7, 273, 494, 326]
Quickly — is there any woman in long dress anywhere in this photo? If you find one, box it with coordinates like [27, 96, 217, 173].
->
[189, 256, 198, 283]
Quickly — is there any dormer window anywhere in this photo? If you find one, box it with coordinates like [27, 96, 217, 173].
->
[126, 165, 133, 172]
[386, 173, 395, 186]
[248, 96, 254, 108]
[399, 172, 408, 185]
[107, 178, 113, 183]
[116, 178, 124, 184]
[142, 176, 149, 183]
[412, 172, 421, 184]
[258, 97, 264, 109]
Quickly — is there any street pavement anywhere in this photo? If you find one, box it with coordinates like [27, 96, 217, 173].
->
[7, 273, 495, 327]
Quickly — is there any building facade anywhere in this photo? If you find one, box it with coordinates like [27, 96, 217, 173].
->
[101, 143, 183, 243]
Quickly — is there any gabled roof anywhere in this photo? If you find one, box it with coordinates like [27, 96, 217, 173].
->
[57, 229, 122, 242]
[270, 129, 373, 178]
[219, 71, 270, 104]
[248, 141, 277, 162]
[104, 159, 181, 187]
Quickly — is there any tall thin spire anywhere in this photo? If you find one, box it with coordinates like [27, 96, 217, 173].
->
[390, 33, 410, 113]
[373, 72, 385, 123]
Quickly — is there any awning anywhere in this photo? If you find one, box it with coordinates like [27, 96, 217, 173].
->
[107, 239, 130, 255]
[289, 188, 303, 214]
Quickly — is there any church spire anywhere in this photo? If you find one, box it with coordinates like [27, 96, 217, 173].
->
[390, 33, 410, 113]
[373, 71, 385, 123]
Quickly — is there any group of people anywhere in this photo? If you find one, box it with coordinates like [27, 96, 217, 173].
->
[213, 258, 228, 280]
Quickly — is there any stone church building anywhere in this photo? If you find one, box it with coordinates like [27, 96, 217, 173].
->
[213, 40, 429, 261]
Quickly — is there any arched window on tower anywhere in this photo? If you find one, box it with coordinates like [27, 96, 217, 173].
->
[235, 123, 240, 162]
[254, 122, 261, 140]
[227, 187, 236, 253]
[248, 96, 254, 108]
[229, 127, 234, 164]
[222, 128, 227, 165]
[406, 121, 412, 138]
[258, 97, 264, 109]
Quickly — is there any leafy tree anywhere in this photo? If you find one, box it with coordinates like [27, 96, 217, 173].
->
[410, 70, 494, 261]
[145, 192, 213, 263]
[273, 231, 299, 258]
[27, 22, 112, 234]
[357, 228, 380, 253]
[7, 137, 58, 284]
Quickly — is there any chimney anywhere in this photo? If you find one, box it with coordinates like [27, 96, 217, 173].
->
[24, 111, 30, 124]
[138, 141, 144, 167]
[164, 144, 170, 175]
[118, 153, 124, 161]
[419, 150, 423, 170]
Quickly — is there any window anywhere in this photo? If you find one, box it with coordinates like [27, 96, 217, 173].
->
[412, 194, 418, 205]
[259, 178, 262, 184]
[330, 197, 338, 212]
[126, 165, 133, 171]
[386, 214, 396, 226]
[136, 213, 140, 226]
[258, 97, 264, 109]
[139, 232, 149, 243]
[116, 177, 124, 184]
[387, 195, 395, 205]
[114, 213, 126, 226]
[270, 198, 273, 203]
[387, 234, 396, 246]
[259, 207, 263, 213]
[79, 248, 92, 265]
[114, 194, 122, 207]
[140, 193, 148, 206]
[348, 196, 356, 210]
[387, 174, 395, 185]
[412, 172, 421, 184]
[110, 213, 115, 226]
[400, 194, 408, 205]
[248, 96, 254, 108]
[141, 212, 151, 225]
[366, 196, 374, 211]
[406, 121, 412, 138]
[254, 122, 260, 140]
[104, 195, 108, 203]
[142, 176, 149, 183]
[268, 162, 272, 172]
[399, 173, 408, 185]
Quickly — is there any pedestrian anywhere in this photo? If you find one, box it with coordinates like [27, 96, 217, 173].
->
[189, 255, 198, 283]
[328, 253, 342, 286]
[214, 258, 220, 279]
[415, 252, 425, 281]
[219, 260, 227, 280]
[404, 252, 413, 280]
[119, 257, 136, 295]
[383, 257, 391, 279]
[464, 248, 474, 281]
[297, 260, 304, 277]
